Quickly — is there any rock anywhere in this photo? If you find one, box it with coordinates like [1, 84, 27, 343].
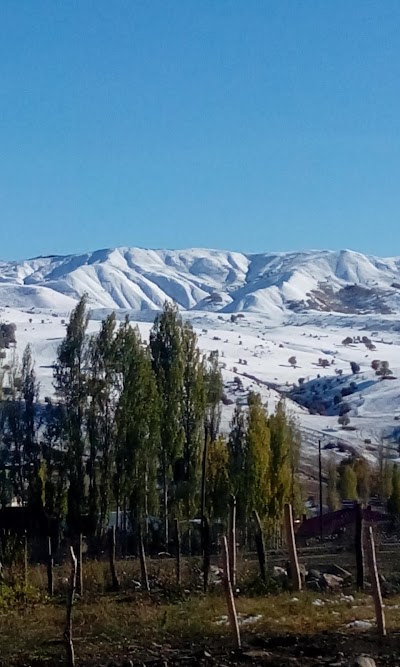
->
[306, 568, 321, 581]
[286, 560, 306, 583]
[353, 657, 376, 667]
[307, 579, 321, 592]
[325, 564, 353, 580]
[273, 566, 287, 578]
[320, 573, 343, 590]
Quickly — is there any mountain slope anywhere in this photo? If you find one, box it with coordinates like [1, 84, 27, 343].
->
[1, 247, 400, 315]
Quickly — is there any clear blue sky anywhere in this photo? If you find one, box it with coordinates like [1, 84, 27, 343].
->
[1, 1, 400, 260]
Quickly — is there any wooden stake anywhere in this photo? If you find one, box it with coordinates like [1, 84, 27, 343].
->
[138, 523, 150, 592]
[221, 536, 241, 649]
[228, 495, 237, 589]
[366, 526, 386, 636]
[173, 518, 181, 585]
[23, 532, 28, 589]
[47, 536, 54, 596]
[76, 533, 83, 597]
[108, 526, 120, 592]
[64, 546, 77, 667]
[253, 510, 266, 582]
[284, 503, 301, 591]
[355, 502, 364, 591]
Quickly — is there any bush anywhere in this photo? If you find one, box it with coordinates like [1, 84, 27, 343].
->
[350, 361, 360, 374]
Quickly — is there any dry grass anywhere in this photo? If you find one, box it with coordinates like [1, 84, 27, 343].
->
[2, 556, 400, 665]
[1, 583, 400, 665]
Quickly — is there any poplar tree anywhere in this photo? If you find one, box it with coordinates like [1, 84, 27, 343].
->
[206, 435, 230, 523]
[339, 462, 358, 501]
[204, 350, 223, 442]
[388, 464, 400, 515]
[179, 322, 205, 520]
[326, 457, 340, 511]
[150, 301, 184, 545]
[54, 295, 89, 534]
[87, 313, 119, 537]
[114, 320, 159, 535]
[268, 401, 291, 526]
[227, 405, 247, 531]
[245, 392, 270, 522]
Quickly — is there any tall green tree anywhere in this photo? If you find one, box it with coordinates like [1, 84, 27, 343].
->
[339, 462, 358, 501]
[87, 313, 119, 537]
[268, 401, 291, 526]
[206, 435, 230, 523]
[114, 320, 159, 536]
[204, 350, 223, 442]
[326, 457, 340, 511]
[388, 464, 400, 515]
[245, 392, 270, 523]
[227, 405, 247, 531]
[179, 323, 205, 521]
[54, 295, 89, 534]
[149, 301, 184, 545]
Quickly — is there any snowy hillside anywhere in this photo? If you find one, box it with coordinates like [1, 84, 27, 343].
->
[1, 246, 400, 316]
[1, 245, 400, 474]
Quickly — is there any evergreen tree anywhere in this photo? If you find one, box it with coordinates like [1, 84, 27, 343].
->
[149, 301, 184, 545]
[54, 295, 89, 534]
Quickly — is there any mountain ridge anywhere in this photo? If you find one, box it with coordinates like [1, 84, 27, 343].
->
[1, 246, 400, 316]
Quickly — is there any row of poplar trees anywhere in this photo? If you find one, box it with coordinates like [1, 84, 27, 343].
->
[0, 296, 302, 546]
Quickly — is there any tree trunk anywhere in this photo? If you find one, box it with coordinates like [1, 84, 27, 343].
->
[355, 502, 364, 591]
[138, 523, 150, 592]
[366, 526, 386, 636]
[47, 536, 54, 596]
[253, 510, 266, 582]
[174, 518, 181, 585]
[108, 526, 120, 592]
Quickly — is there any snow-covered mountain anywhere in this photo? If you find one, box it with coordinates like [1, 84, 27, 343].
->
[1, 246, 400, 316]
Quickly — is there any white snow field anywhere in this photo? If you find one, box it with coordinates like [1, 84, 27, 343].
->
[1, 246, 400, 473]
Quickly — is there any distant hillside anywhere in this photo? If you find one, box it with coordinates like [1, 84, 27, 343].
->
[1, 246, 400, 315]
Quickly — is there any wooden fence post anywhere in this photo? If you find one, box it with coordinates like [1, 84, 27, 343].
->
[202, 515, 210, 593]
[76, 533, 83, 597]
[284, 503, 301, 591]
[138, 523, 150, 592]
[64, 546, 77, 667]
[221, 536, 241, 649]
[47, 536, 54, 596]
[174, 518, 181, 585]
[366, 527, 386, 636]
[228, 495, 237, 589]
[108, 526, 120, 592]
[253, 510, 266, 582]
[355, 502, 364, 591]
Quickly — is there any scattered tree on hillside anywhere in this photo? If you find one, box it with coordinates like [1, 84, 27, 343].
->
[338, 413, 350, 428]
[342, 337, 353, 346]
[350, 361, 360, 374]
[288, 356, 297, 368]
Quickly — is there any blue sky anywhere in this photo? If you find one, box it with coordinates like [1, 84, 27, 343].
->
[1, 1, 400, 260]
